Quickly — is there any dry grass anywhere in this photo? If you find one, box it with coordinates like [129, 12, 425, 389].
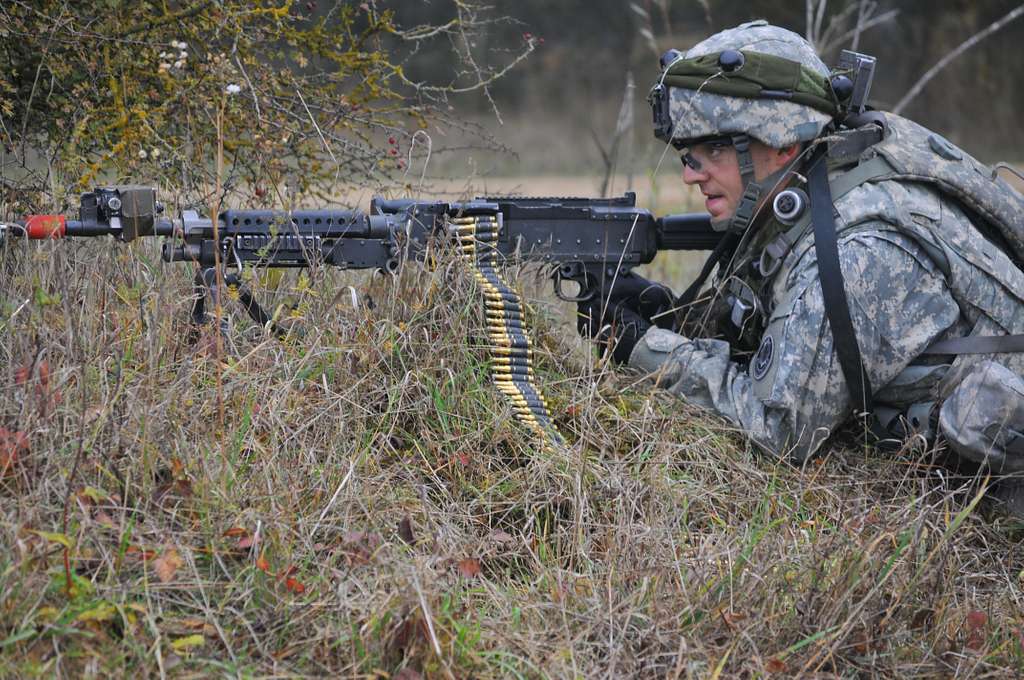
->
[2, 222, 1024, 679]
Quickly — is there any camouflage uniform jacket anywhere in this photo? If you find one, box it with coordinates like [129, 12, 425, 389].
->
[629, 165, 1024, 464]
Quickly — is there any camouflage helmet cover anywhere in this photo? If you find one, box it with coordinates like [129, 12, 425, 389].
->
[662, 20, 834, 148]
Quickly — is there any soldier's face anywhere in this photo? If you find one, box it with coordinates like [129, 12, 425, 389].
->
[681, 140, 795, 223]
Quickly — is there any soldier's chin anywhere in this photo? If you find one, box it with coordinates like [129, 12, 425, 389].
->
[709, 216, 733, 233]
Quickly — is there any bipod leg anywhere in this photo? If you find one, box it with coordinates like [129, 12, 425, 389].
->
[187, 267, 231, 344]
[224, 272, 287, 339]
[187, 268, 210, 344]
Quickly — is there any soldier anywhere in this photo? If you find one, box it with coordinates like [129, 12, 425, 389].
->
[578, 21, 1024, 512]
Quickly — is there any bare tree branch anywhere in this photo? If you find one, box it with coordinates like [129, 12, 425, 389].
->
[806, 0, 897, 56]
[894, 4, 1024, 114]
[820, 9, 898, 55]
[851, 0, 871, 50]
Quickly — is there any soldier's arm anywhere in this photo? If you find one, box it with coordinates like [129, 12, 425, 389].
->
[628, 228, 961, 461]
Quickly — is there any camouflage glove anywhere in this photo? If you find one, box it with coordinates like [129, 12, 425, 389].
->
[576, 273, 675, 364]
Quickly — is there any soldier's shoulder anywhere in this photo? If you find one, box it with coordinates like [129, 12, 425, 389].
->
[831, 173, 946, 231]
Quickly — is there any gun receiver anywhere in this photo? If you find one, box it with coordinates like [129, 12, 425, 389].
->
[15, 186, 718, 333]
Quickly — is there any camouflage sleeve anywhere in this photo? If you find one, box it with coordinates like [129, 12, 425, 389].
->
[628, 227, 961, 461]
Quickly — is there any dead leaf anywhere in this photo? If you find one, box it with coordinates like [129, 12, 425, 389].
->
[966, 610, 988, 651]
[720, 610, 747, 630]
[911, 608, 934, 629]
[223, 527, 248, 538]
[852, 629, 871, 654]
[153, 547, 183, 583]
[397, 516, 415, 545]
[394, 669, 422, 680]
[0, 428, 29, 478]
[455, 451, 470, 466]
[126, 545, 156, 561]
[285, 576, 306, 594]
[766, 657, 787, 673]
[341, 531, 381, 565]
[456, 558, 481, 578]
[255, 554, 270, 573]
[237, 535, 255, 550]
[489, 530, 515, 545]
[153, 478, 193, 506]
[94, 510, 117, 528]
[179, 617, 205, 630]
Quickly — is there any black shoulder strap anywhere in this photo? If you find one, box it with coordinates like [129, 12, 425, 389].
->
[808, 148, 874, 414]
[922, 334, 1024, 355]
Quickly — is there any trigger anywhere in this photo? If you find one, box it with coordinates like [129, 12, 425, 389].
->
[553, 272, 593, 302]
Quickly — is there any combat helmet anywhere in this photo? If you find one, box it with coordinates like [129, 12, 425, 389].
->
[649, 20, 851, 233]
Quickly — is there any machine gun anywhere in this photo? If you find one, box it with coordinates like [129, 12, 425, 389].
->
[5, 184, 718, 446]
[7, 185, 718, 335]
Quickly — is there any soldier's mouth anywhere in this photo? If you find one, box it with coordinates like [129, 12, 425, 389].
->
[704, 194, 726, 212]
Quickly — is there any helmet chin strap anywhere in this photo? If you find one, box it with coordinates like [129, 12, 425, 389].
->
[711, 133, 759, 233]
[714, 133, 792, 234]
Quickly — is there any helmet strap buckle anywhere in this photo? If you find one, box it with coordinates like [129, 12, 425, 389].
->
[726, 181, 762, 234]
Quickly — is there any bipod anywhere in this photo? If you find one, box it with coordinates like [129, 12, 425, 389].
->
[188, 267, 287, 342]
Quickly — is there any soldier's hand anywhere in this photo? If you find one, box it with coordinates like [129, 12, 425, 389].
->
[599, 306, 652, 364]
[576, 272, 674, 339]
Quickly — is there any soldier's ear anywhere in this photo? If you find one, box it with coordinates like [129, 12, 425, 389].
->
[777, 143, 801, 164]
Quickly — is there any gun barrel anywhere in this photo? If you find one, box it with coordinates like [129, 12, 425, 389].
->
[656, 213, 721, 250]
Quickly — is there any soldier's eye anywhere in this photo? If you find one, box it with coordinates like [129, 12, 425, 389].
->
[706, 142, 730, 159]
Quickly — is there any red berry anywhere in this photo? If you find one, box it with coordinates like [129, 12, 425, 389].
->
[388, 136, 396, 145]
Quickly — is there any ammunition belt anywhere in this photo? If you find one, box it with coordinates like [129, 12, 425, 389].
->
[450, 214, 564, 449]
